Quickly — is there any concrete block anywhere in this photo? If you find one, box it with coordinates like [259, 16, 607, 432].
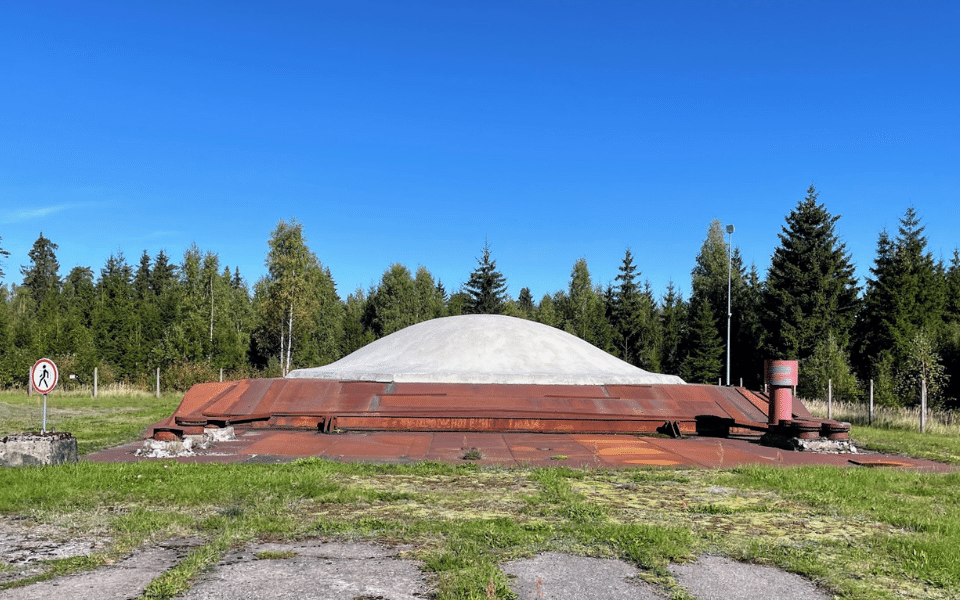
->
[0, 432, 78, 467]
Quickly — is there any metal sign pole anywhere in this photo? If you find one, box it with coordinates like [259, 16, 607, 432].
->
[42, 394, 47, 433]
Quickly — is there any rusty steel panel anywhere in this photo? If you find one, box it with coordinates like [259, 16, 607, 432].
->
[391, 382, 611, 399]
[152, 377, 849, 444]
[268, 414, 325, 429]
[215, 378, 280, 417]
[331, 414, 676, 434]
[158, 379, 788, 438]
[174, 381, 238, 419]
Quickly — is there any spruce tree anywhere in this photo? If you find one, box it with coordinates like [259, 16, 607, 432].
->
[611, 249, 645, 366]
[0, 234, 10, 281]
[463, 242, 508, 314]
[761, 185, 860, 365]
[688, 220, 755, 383]
[659, 281, 687, 377]
[21, 232, 61, 313]
[855, 208, 947, 406]
[517, 287, 535, 319]
[366, 264, 417, 337]
[681, 298, 724, 384]
[20, 233, 63, 355]
[92, 253, 136, 376]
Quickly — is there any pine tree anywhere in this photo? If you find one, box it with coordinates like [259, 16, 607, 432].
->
[559, 258, 613, 351]
[413, 266, 445, 322]
[342, 288, 375, 356]
[536, 293, 561, 328]
[761, 186, 860, 391]
[20, 233, 63, 355]
[20, 233, 61, 310]
[681, 298, 724, 384]
[611, 249, 644, 365]
[463, 242, 508, 314]
[942, 250, 960, 405]
[366, 263, 417, 337]
[92, 253, 136, 376]
[517, 287, 535, 319]
[688, 220, 754, 384]
[0, 234, 10, 281]
[659, 281, 687, 377]
[855, 208, 948, 406]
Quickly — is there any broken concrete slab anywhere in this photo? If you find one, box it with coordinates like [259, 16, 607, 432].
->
[0, 433, 77, 467]
[0, 547, 181, 600]
[177, 541, 431, 600]
[502, 552, 666, 600]
[669, 555, 831, 600]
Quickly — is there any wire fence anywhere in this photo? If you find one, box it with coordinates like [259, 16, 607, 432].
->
[803, 398, 960, 435]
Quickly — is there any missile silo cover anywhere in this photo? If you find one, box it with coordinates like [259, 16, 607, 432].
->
[286, 314, 685, 385]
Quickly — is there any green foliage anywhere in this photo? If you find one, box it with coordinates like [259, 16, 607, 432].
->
[365, 263, 418, 337]
[761, 186, 859, 361]
[462, 241, 508, 314]
[798, 334, 860, 402]
[0, 234, 10, 281]
[896, 331, 951, 408]
[856, 208, 949, 406]
[681, 298, 724, 384]
[680, 299, 724, 384]
[609, 249, 660, 370]
[252, 219, 343, 373]
[557, 258, 614, 352]
[658, 281, 687, 377]
[516, 286, 535, 319]
[341, 288, 375, 356]
[687, 220, 759, 385]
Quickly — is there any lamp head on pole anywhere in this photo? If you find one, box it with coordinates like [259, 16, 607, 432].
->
[726, 224, 735, 235]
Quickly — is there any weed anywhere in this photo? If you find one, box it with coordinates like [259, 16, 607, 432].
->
[255, 550, 297, 560]
[462, 447, 483, 461]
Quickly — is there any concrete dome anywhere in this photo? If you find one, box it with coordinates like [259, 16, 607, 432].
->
[286, 314, 685, 385]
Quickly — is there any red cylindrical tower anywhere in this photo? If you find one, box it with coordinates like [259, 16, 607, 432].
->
[764, 360, 798, 425]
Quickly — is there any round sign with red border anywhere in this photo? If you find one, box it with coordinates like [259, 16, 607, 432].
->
[31, 358, 59, 395]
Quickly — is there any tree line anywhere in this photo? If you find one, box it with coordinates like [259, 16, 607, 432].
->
[1, 186, 958, 407]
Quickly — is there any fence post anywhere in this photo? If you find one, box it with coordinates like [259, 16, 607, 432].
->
[156, 367, 161, 398]
[869, 379, 874, 426]
[27, 367, 32, 396]
[220, 368, 223, 382]
[94, 367, 98, 398]
[827, 379, 832, 420]
[921, 378, 927, 433]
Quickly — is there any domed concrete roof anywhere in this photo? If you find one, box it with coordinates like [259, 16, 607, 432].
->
[286, 314, 685, 385]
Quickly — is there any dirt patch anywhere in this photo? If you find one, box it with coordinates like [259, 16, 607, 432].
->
[0, 515, 111, 584]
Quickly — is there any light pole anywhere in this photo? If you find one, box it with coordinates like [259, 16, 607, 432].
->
[726, 223, 735, 386]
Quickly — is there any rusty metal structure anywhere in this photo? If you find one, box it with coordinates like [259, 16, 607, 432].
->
[148, 377, 844, 442]
[148, 316, 850, 447]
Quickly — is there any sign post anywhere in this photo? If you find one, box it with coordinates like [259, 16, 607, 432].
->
[31, 358, 59, 433]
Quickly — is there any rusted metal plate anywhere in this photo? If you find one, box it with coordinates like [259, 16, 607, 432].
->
[96, 429, 955, 471]
[151, 378, 850, 445]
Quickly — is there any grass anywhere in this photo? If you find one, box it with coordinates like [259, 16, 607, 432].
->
[805, 398, 960, 435]
[805, 398, 960, 465]
[2, 393, 960, 598]
[0, 390, 181, 454]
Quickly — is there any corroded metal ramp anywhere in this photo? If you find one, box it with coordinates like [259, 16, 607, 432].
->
[149, 378, 807, 440]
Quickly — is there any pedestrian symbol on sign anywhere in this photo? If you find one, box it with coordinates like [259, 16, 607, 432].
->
[31, 358, 59, 432]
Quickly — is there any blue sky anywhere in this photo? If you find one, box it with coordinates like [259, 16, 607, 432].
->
[2, 0, 958, 301]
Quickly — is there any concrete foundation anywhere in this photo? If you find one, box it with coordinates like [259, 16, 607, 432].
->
[0, 432, 78, 467]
